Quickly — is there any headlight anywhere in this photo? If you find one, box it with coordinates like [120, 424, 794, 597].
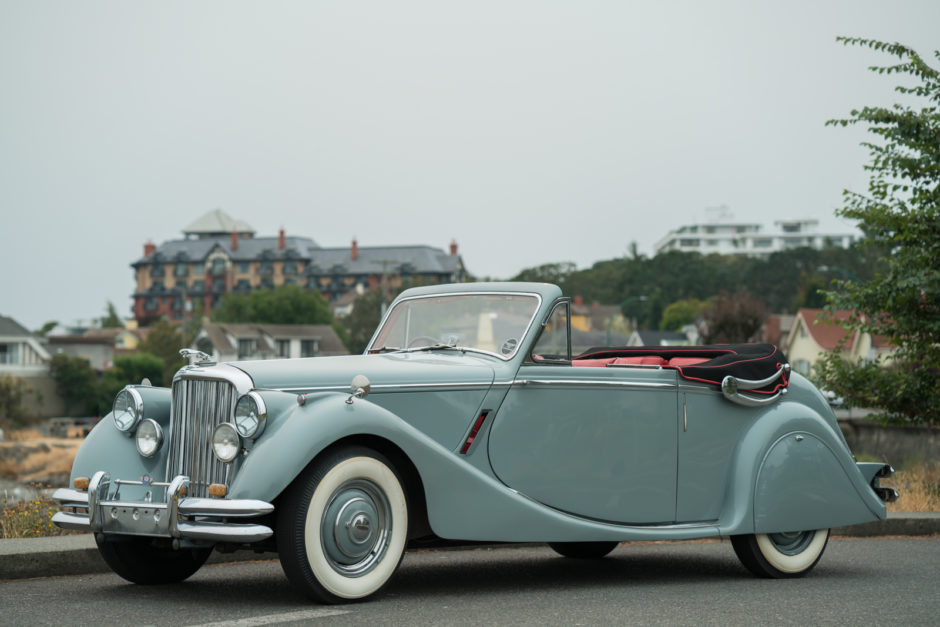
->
[212, 423, 240, 463]
[113, 388, 143, 433]
[136, 419, 163, 457]
[233, 392, 267, 438]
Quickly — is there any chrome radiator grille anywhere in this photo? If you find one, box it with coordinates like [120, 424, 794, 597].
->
[168, 378, 239, 498]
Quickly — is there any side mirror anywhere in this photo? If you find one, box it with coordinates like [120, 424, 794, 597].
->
[346, 374, 371, 404]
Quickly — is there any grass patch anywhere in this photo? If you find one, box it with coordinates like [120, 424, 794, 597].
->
[880, 459, 940, 513]
[1, 484, 83, 539]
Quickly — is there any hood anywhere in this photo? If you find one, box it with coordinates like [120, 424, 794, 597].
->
[228, 352, 497, 393]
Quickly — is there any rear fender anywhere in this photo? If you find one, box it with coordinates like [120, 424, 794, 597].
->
[719, 401, 886, 536]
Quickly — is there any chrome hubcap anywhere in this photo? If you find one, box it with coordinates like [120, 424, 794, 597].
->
[321, 479, 391, 577]
[768, 530, 815, 555]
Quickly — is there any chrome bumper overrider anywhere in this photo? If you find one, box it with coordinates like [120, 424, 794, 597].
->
[52, 471, 273, 544]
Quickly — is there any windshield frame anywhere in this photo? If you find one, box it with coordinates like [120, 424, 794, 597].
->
[367, 290, 544, 361]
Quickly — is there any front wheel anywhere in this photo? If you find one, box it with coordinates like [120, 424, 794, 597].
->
[549, 541, 619, 559]
[96, 536, 211, 584]
[277, 446, 409, 603]
[731, 528, 830, 578]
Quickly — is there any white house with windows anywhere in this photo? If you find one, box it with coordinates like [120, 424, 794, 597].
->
[0, 316, 50, 375]
[653, 207, 856, 257]
[191, 323, 348, 362]
[784, 308, 894, 377]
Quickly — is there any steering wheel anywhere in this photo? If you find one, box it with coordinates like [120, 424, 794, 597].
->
[407, 336, 439, 348]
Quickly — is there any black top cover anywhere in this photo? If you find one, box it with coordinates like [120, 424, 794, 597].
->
[573, 343, 789, 394]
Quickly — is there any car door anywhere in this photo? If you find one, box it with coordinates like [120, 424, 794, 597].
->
[487, 302, 679, 525]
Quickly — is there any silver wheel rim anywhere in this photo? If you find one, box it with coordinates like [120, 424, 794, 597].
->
[767, 530, 815, 556]
[320, 478, 392, 577]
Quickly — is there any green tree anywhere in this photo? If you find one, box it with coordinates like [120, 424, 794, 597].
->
[138, 319, 188, 386]
[34, 321, 58, 337]
[0, 374, 42, 429]
[100, 301, 122, 328]
[659, 298, 704, 331]
[48, 354, 98, 416]
[97, 352, 165, 415]
[341, 289, 398, 354]
[510, 262, 577, 290]
[212, 285, 333, 325]
[697, 291, 767, 344]
[791, 272, 829, 310]
[815, 37, 940, 426]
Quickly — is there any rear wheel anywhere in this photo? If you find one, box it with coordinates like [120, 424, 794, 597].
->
[96, 535, 211, 584]
[277, 446, 409, 603]
[731, 529, 830, 578]
[548, 541, 619, 559]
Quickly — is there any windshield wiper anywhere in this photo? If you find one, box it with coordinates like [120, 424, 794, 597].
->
[402, 343, 466, 354]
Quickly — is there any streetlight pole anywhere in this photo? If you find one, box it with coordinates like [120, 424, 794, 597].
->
[606, 295, 648, 345]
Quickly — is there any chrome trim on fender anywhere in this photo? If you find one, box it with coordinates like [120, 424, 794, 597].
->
[276, 381, 499, 394]
[512, 379, 676, 390]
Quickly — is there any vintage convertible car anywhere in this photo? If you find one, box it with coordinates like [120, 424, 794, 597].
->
[54, 282, 896, 602]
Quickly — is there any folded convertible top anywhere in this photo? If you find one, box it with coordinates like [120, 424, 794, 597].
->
[573, 343, 789, 395]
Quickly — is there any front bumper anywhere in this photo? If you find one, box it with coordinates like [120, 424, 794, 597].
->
[52, 471, 274, 544]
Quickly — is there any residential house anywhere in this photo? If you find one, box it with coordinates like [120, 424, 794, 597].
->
[0, 316, 64, 417]
[192, 323, 348, 362]
[763, 313, 795, 348]
[46, 326, 148, 372]
[131, 209, 469, 326]
[0, 317, 50, 375]
[627, 330, 692, 347]
[785, 308, 893, 377]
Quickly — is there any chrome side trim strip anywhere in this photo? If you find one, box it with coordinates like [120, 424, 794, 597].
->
[276, 381, 504, 393]
[512, 379, 676, 390]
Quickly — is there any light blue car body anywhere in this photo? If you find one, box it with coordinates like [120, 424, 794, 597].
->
[68, 281, 887, 545]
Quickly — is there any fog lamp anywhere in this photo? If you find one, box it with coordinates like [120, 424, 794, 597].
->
[136, 419, 163, 457]
[212, 423, 240, 463]
[73, 477, 90, 490]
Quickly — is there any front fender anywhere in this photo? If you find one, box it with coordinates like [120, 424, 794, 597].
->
[70, 413, 169, 494]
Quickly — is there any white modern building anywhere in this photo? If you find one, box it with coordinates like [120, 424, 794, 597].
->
[653, 207, 857, 257]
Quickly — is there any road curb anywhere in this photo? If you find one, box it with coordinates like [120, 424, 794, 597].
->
[2, 512, 937, 581]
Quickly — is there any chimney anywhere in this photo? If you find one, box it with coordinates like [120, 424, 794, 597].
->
[351, 238, 359, 261]
[449, 239, 458, 256]
[143, 241, 156, 257]
[278, 228, 286, 250]
[231, 229, 239, 252]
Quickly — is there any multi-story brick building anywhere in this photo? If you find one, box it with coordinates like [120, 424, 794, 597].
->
[131, 209, 468, 326]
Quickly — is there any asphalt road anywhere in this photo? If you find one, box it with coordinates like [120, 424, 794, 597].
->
[1, 538, 937, 626]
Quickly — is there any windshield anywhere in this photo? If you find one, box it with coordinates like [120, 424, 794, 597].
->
[368, 292, 541, 359]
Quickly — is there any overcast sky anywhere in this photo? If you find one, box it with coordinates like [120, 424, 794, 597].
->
[1, 1, 938, 331]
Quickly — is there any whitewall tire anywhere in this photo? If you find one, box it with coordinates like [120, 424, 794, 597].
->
[277, 447, 409, 603]
[731, 529, 830, 578]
